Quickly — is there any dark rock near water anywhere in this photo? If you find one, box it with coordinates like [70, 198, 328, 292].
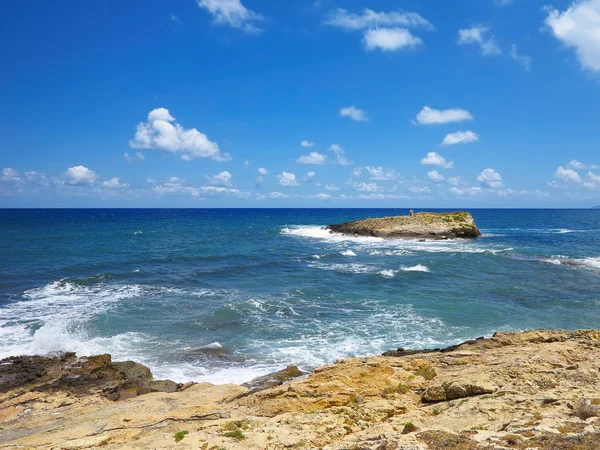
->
[0, 352, 182, 401]
[327, 211, 481, 240]
[242, 365, 305, 392]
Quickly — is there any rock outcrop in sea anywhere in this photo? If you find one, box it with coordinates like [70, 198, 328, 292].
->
[327, 211, 481, 239]
[2, 329, 600, 449]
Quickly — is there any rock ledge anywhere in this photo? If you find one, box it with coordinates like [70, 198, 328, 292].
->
[327, 211, 481, 239]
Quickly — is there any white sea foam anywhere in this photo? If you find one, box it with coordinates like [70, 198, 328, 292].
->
[283, 226, 511, 255]
[340, 250, 357, 257]
[579, 257, 600, 269]
[379, 269, 396, 278]
[309, 262, 374, 274]
[400, 264, 430, 272]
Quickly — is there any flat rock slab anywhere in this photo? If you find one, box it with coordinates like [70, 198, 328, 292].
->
[327, 211, 481, 239]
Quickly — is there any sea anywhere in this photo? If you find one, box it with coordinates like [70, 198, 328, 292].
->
[1, 209, 599, 384]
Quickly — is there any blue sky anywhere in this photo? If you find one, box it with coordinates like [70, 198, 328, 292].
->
[1, 0, 599, 208]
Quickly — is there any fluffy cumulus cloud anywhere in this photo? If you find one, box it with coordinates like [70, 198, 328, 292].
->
[129, 108, 230, 162]
[510, 44, 532, 72]
[544, 0, 600, 72]
[301, 140, 314, 147]
[441, 130, 479, 146]
[354, 182, 380, 192]
[457, 26, 502, 56]
[420, 152, 454, 169]
[553, 162, 600, 190]
[363, 28, 422, 52]
[365, 166, 396, 180]
[340, 106, 368, 121]
[427, 170, 445, 182]
[329, 144, 352, 165]
[258, 167, 268, 175]
[277, 172, 299, 186]
[197, 0, 264, 34]
[65, 166, 97, 185]
[206, 171, 233, 186]
[477, 168, 504, 188]
[555, 166, 582, 183]
[414, 106, 473, 125]
[324, 8, 431, 53]
[102, 178, 129, 189]
[2, 168, 19, 181]
[297, 152, 327, 165]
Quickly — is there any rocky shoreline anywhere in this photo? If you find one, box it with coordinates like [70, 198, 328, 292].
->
[327, 211, 482, 240]
[1, 329, 600, 449]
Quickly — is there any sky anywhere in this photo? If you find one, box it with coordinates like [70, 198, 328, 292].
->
[1, 0, 599, 208]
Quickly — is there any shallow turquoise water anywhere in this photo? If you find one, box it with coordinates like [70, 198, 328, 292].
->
[1, 209, 599, 383]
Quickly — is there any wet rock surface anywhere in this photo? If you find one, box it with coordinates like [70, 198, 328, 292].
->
[327, 211, 481, 240]
[2, 329, 600, 449]
[0, 352, 191, 401]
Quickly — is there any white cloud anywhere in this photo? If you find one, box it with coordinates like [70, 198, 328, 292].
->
[301, 140, 315, 147]
[363, 28, 422, 52]
[450, 186, 482, 196]
[243, 160, 250, 168]
[510, 44, 532, 72]
[555, 166, 582, 183]
[313, 193, 332, 200]
[365, 166, 396, 180]
[420, 152, 454, 169]
[568, 159, 598, 170]
[297, 152, 327, 165]
[124, 152, 145, 162]
[206, 171, 232, 186]
[130, 108, 230, 162]
[409, 186, 431, 194]
[102, 178, 129, 189]
[477, 168, 504, 188]
[197, 0, 264, 34]
[544, 0, 600, 72]
[340, 106, 368, 122]
[355, 182, 380, 192]
[257, 191, 289, 200]
[447, 176, 462, 186]
[427, 170, 445, 182]
[441, 130, 479, 146]
[414, 106, 473, 125]
[258, 167, 268, 175]
[457, 26, 502, 56]
[324, 8, 433, 30]
[351, 167, 362, 177]
[146, 177, 156, 184]
[329, 144, 352, 165]
[65, 166, 97, 185]
[588, 171, 600, 183]
[307, 171, 315, 178]
[325, 184, 340, 191]
[152, 177, 246, 197]
[278, 172, 299, 186]
[2, 168, 19, 180]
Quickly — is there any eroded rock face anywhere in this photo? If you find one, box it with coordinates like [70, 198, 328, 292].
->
[0, 352, 189, 401]
[327, 211, 481, 240]
[2, 329, 600, 449]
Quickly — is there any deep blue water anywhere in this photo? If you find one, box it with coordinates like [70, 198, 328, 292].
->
[1, 208, 599, 383]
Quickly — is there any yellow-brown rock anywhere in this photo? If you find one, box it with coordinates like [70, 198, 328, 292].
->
[1, 329, 600, 449]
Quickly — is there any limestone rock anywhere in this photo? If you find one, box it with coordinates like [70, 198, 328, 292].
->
[327, 211, 481, 240]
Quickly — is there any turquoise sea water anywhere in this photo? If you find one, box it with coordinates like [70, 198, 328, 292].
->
[1, 209, 599, 384]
